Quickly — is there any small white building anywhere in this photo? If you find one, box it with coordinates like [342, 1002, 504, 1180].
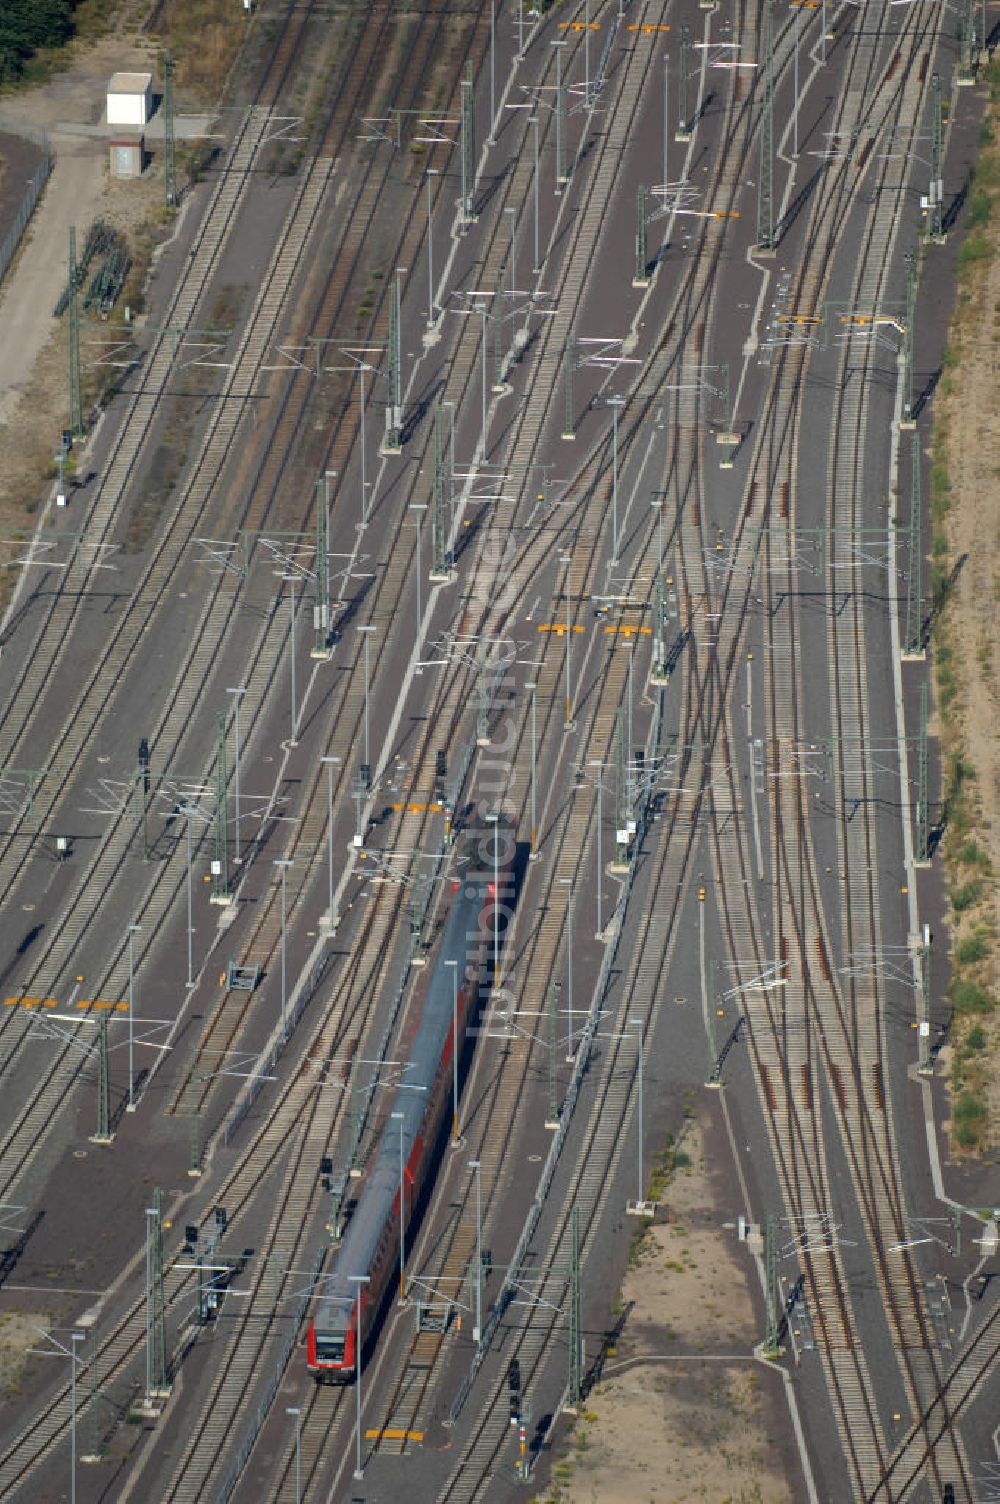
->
[107, 72, 153, 129]
[110, 139, 144, 178]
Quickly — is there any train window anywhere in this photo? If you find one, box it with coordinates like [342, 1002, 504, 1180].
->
[315, 1334, 345, 1363]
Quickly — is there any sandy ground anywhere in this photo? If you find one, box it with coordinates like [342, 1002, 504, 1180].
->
[941, 276, 1000, 907]
[534, 1120, 794, 1504]
[0, 38, 161, 431]
[0, 1311, 49, 1398]
[933, 167, 1000, 1141]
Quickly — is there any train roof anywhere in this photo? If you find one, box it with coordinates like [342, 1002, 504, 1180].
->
[313, 870, 492, 1335]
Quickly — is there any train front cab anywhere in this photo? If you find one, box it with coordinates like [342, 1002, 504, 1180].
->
[307, 1319, 356, 1383]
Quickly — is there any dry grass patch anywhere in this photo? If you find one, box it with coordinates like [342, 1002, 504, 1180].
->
[147, 0, 251, 105]
[0, 1312, 49, 1398]
[929, 59, 1000, 1153]
[532, 1120, 794, 1504]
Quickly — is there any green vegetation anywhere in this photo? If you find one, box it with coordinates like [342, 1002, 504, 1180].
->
[0, 0, 120, 88]
[958, 228, 992, 272]
[928, 56, 1000, 1155]
[956, 840, 992, 870]
[954, 1090, 988, 1149]
[951, 979, 994, 1016]
[626, 1224, 651, 1270]
[967, 187, 993, 230]
[952, 879, 983, 913]
[955, 934, 988, 967]
[0, 1, 76, 83]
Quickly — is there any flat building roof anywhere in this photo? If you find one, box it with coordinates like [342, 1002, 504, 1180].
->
[108, 72, 153, 93]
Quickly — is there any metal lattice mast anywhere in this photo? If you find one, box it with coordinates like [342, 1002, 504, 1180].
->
[555, 44, 568, 186]
[476, 638, 490, 745]
[918, 930, 932, 1072]
[213, 713, 229, 902]
[492, 269, 504, 389]
[95, 1014, 111, 1142]
[461, 64, 475, 223]
[614, 708, 629, 868]
[763, 1213, 780, 1354]
[927, 74, 944, 243]
[385, 269, 402, 451]
[705, 956, 720, 1076]
[163, 51, 177, 209]
[756, 0, 775, 252]
[189, 1098, 202, 1175]
[958, 0, 979, 83]
[187, 1067, 204, 1176]
[634, 185, 649, 287]
[901, 250, 917, 428]
[676, 25, 691, 140]
[68, 226, 83, 436]
[546, 983, 560, 1128]
[410, 871, 428, 958]
[562, 338, 575, 440]
[151, 1187, 167, 1392]
[567, 1205, 581, 1406]
[916, 680, 930, 863]
[651, 567, 669, 683]
[430, 403, 449, 578]
[313, 477, 330, 654]
[82, 1325, 100, 1461]
[137, 736, 151, 859]
[904, 431, 924, 658]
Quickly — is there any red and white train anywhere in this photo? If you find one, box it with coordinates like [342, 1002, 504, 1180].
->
[307, 820, 513, 1379]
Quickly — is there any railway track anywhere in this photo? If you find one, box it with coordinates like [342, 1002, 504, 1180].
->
[354, 3, 989, 1502]
[184, 2, 980, 1504]
[0, 2, 496, 1491]
[77, 3, 538, 1498]
[244, 6, 743, 1494]
[269, 0, 819, 1495]
[0, 1, 983, 1501]
[0, 0, 333, 1181]
[0, 0, 485, 1200]
[303, 5, 926, 1497]
[670, 2, 984, 1499]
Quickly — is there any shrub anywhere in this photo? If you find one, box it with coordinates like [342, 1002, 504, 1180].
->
[986, 56, 1000, 104]
[959, 230, 992, 273]
[967, 1026, 987, 1051]
[931, 461, 951, 499]
[954, 1090, 987, 1147]
[957, 840, 991, 870]
[955, 934, 987, 966]
[0, 0, 75, 82]
[952, 880, 983, 913]
[967, 188, 993, 230]
[951, 979, 994, 1014]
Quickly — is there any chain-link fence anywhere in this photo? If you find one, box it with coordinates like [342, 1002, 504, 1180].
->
[0, 128, 53, 288]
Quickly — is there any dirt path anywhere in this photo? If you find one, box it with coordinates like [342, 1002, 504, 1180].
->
[0, 132, 43, 243]
[0, 39, 159, 431]
[534, 1119, 795, 1504]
